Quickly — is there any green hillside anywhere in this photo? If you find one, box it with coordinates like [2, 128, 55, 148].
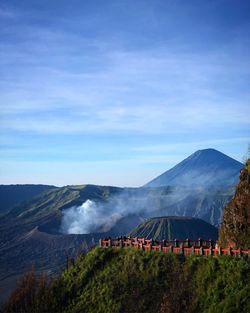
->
[4, 247, 250, 313]
[129, 216, 218, 240]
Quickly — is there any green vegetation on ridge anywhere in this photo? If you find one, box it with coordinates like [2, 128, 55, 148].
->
[4, 247, 250, 313]
[219, 159, 250, 249]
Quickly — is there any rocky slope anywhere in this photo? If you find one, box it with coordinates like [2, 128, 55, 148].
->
[219, 159, 250, 249]
[129, 216, 218, 241]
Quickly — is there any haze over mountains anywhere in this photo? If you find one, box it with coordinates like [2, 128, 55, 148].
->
[0, 148, 243, 302]
[0, 149, 242, 236]
[59, 149, 242, 234]
[145, 148, 243, 187]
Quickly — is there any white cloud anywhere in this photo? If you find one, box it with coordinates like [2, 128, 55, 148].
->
[0, 6, 249, 164]
[1, 33, 249, 134]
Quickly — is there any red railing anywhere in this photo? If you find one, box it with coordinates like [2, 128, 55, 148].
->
[99, 237, 250, 258]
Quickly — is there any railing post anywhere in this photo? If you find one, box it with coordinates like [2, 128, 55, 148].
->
[209, 239, 214, 247]
[186, 238, 190, 248]
[238, 248, 242, 258]
[179, 244, 184, 255]
[227, 247, 232, 256]
[174, 239, 178, 247]
[191, 245, 194, 255]
[200, 247, 203, 256]
[170, 245, 173, 253]
[209, 246, 213, 256]
[198, 238, 202, 247]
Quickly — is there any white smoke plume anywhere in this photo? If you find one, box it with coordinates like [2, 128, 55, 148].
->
[61, 199, 122, 234]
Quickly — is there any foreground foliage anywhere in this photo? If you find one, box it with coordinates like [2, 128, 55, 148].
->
[219, 159, 250, 249]
[3, 247, 250, 313]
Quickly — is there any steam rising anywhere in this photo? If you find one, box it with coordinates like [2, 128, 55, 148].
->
[61, 187, 192, 235]
[60, 184, 233, 235]
[61, 199, 122, 234]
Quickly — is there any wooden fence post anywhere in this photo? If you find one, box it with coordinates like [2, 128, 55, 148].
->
[209, 239, 214, 247]
[179, 244, 183, 255]
[209, 246, 213, 256]
[200, 247, 203, 256]
[191, 246, 194, 255]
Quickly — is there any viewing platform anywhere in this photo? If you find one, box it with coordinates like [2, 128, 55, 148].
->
[99, 237, 250, 258]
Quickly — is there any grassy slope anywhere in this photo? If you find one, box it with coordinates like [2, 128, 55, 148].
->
[5, 184, 120, 220]
[5, 247, 250, 313]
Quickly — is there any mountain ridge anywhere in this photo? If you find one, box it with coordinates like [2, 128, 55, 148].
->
[0, 184, 56, 216]
[0, 148, 241, 304]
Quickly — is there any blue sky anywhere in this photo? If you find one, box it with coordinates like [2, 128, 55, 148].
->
[0, 0, 249, 187]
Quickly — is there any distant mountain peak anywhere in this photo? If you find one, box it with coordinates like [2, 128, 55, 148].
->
[196, 148, 219, 152]
[145, 149, 243, 188]
[193, 148, 218, 154]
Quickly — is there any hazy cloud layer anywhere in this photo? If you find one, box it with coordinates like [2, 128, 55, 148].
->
[0, 0, 249, 186]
